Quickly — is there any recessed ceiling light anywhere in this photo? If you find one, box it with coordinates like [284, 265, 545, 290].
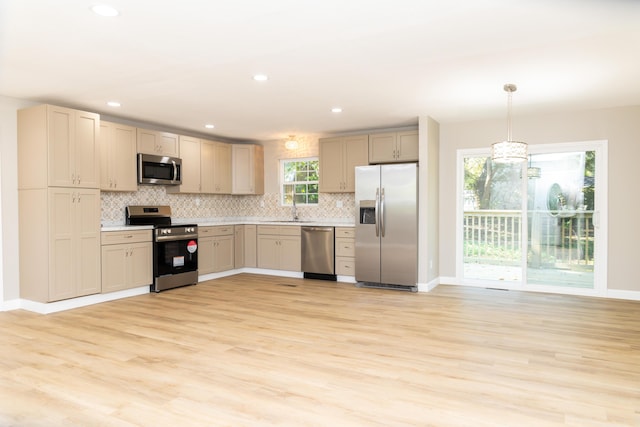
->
[253, 74, 268, 82]
[106, 101, 121, 107]
[91, 4, 119, 17]
[204, 124, 215, 129]
[331, 107, 343, 113]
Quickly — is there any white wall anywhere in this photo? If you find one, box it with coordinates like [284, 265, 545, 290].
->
[439, 106, 640, 292]
[0, 96, 35, 303]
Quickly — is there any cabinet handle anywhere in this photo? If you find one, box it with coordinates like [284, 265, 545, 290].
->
[77, 174, 81, 184]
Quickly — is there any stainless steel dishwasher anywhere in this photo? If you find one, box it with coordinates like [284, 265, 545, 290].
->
[301, 226, 336, 280]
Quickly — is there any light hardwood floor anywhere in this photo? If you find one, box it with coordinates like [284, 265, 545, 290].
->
[1, 274, 639, 426]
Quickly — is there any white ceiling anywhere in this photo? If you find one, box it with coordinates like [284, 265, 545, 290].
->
[1, 0, 639, 142]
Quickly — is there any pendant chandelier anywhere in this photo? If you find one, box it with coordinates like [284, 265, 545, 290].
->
[491, 83, 527, 163]
[527, 155, 541, 178]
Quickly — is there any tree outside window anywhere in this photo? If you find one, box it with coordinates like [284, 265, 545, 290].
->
[281, 158, 319, 205]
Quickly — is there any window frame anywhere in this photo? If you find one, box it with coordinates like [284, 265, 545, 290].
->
[280, 157, 319, 206]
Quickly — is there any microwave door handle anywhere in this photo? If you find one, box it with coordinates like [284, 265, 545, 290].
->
[172, 160, 177, 182]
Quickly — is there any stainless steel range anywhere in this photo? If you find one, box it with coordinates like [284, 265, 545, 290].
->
[126, 205, 198, 292]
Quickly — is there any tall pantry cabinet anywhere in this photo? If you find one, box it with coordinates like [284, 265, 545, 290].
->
[18, 104, 102, 302]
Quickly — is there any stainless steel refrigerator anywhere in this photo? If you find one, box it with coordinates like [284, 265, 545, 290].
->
[355, 163, 418, 289]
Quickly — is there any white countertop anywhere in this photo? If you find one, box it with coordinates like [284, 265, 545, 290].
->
[102, 218, 354, 231]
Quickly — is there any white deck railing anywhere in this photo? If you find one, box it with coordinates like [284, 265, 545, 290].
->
[464, 210, 594, 267]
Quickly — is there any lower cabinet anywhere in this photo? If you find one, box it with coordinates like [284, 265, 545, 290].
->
[335, 227, 356, 276]
[199, 225, 234, 274]
[19, 187, 102, 302]
[101, 229, 152, 293]
[234, 225, 245, 268]
[257, 225, 301, 271]
[243, 224, 257, 268]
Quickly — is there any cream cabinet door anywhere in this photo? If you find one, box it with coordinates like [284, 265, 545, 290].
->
[167, 136, 201, 193]
[257, 235, 280, 270]
[101, 245, 128, 293]
[320, 135, 368, 193]
[396, 131, 419, 162]
[244, 224, 257, 267]
[200, 140, 216, 193]
[214, 142, 232, 194]
[49, 187, 100, 301]
[100, 121, 137, 192]
[231, 144, 263, 194]
[213, 234, 235, 272]
[279, 235, 301, 272]
[102, 242, 152, 292]
[343, 135, 369, 191]
[76, 188, 101, 296]
[74, 110, 100, 189]
[47, 106, 76, 188]
[319, 137, 344, 192]
[49, 188, 76, 301]
[368, 131, 418, 163]
[137, 128, 180, 157]
[198, 235, 215, 275]
[368, 133, 397, 164]
[48, 107, 100, 188]
[234, 225, 245, 268]
[128, 242, 152, 287]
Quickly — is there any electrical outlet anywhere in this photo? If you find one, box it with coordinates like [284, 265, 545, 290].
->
[260, 200, 265, 208]
[195, 197, 201, 207]
[336, 200, 343, 208]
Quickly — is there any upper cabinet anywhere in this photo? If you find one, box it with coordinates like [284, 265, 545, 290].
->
[202, 141, 231, 194]
[232, 144, 264, 195]
[100, 121, 137, 192]
[167, 138, 231, 194]
[368, 130, 418, 163]
[136, 128, 179, 157]
[319, 135, 368, 192]
[167, 135, 201, 193]
[18, 104, 100, 189]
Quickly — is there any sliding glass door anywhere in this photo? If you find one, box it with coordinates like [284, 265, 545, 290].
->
[462, 155, 523, 283]
[460, 141, 606, 293]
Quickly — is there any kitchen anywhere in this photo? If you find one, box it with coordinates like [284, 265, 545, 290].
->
[16, 102, 427, 311]
[1, 2, 640, 425]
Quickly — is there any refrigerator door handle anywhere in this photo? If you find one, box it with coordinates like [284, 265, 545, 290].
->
[375, 187, 380, 237]
[380, 187, 385, 237]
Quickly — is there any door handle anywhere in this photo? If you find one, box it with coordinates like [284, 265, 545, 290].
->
[380, 187, 385, 237]
[375, 188, 380, 237]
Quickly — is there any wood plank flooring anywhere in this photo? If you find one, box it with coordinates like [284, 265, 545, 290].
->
[1, 274, 639, 426]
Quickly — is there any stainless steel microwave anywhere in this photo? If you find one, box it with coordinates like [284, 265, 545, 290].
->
[137, 153, 182, 185]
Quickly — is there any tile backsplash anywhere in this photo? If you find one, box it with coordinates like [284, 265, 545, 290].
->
[101, 186, 355, 225]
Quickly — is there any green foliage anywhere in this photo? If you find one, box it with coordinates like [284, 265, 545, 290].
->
[282, 159, 319, 205]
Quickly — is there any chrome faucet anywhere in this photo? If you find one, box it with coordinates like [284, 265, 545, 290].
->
[292, 190, 299, 221]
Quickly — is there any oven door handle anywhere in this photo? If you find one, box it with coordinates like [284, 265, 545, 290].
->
[155, 233, 199, 242]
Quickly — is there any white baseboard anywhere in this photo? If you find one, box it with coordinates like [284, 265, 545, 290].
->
[417, 277, 440, 292]
[439, 276, 640, 301]
[17, 286, 150, 314]
[606, 289, 640, 301]
[1, 298, 22, 312]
